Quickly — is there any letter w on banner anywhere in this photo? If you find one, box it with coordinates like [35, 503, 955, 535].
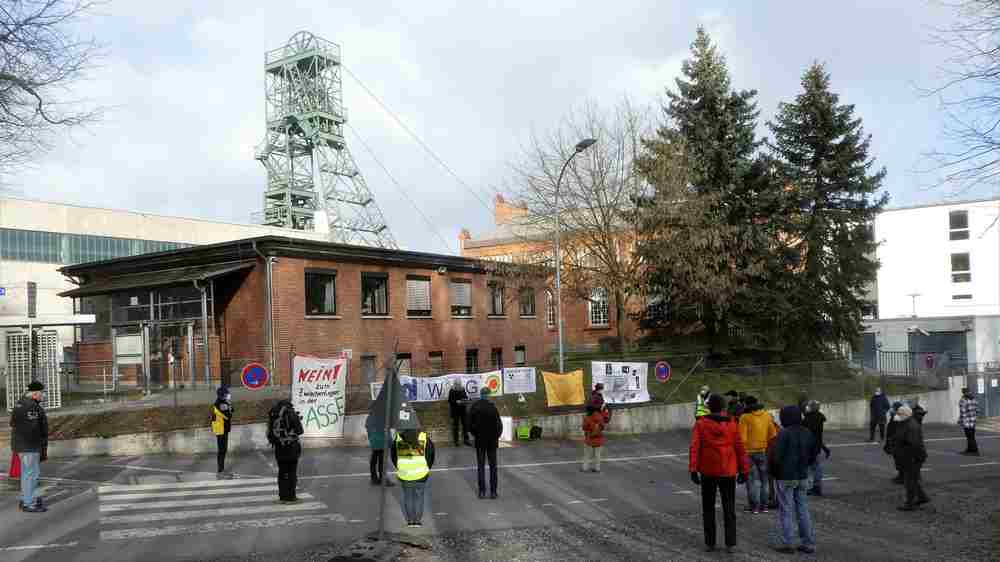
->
[292, 353, 348, 438]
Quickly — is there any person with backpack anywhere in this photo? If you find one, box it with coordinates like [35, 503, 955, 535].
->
[391, 427, 436, 528]
[689, 394, 748, 553]
[893, 405, 929, 511]
[771, 405, 817, 555]
[470, 387, 503, 498]
[11, 381, 48, 513]
[266, 399, 304, 503]
[210, 386, 234, 479]
[803, 400, 831, 497]
[581, 404, 607, 473]
[591, 383, 611, 423]
[738, 395, 776, 514]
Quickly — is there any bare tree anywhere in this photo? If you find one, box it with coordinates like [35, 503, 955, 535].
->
[0, 0, 102, 177]
[507, 99, 651, 352]
[921, 0, 1000, 196]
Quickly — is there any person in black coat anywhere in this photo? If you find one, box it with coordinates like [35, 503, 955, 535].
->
[10, 381, 48, 513]
[802, 401, 831, 497]
[469, 387, 503, 499]
[210, 386, 234, 478]
[884, 401, 905, 484]
[267, 399, 305, 502]
[448, 380, 472, 447]
[869, 389, 890, 442]
[892, 405, 929, 511]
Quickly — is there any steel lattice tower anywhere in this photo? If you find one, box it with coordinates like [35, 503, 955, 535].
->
[256, 31, 396, 248]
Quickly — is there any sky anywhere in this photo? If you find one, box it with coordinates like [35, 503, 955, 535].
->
[4, 0, 971, 255]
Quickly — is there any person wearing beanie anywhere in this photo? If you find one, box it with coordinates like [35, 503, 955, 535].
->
[958, 387, 980, 456]
[11, 381, 48, 512]
[689, 394, 748, 553]
[772, 405, 817, 554]
[884, 401, 905, 484]
[803, 401, 831, 497]
[695, 385, 711, 419]
[469, 387, 503, 499]
[869, 388, 891, 442]
[738, 395, 776, 514]
[893, 405, 930, 511]
[581, 404, 607, 473]
[210, 386, 234, 478]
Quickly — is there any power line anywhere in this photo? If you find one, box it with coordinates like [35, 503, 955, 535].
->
[346, 123, 457, 254]
[342, 66, 496, 215]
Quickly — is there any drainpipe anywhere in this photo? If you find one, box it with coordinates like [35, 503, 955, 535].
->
[193, 279, 210, 387]
[253, 242, 276, 386]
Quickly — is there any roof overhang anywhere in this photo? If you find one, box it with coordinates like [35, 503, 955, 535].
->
[59, 261, 255, 298]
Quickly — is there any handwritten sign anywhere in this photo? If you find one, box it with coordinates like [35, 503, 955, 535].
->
[292, 353, 348, 438]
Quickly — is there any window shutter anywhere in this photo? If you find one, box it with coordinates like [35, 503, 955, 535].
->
[407, 277, 431, 311]
[450, 280, 471, 307]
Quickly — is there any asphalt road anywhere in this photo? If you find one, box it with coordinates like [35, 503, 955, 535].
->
[0, 425, 997, 562]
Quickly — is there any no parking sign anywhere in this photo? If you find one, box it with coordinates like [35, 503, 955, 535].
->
[241, 362, 269, 390]
[655, 361, 671, 383]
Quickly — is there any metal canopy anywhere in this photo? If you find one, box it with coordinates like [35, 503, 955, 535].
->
[59, 261, 255, 298]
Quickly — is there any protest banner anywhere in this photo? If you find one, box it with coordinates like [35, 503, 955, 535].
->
[398, 371, 504, 402]
[591, 361, 650, 404]
[292, 353, 348, 438]
[542, 370, 585, 407]
[502, 367, 537, 394]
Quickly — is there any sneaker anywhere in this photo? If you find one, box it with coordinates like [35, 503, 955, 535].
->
[916, 497, 931, 506]
[280, 498, 302, 504]
[752, 508, 762, 515]
[761, 506, 769, 514]
[21, 504, 46, 513]
[726, 546, 736, 554]
[478, 491, 486, 499]
[743, 505, 755, 513]
[490, 492, 498, 500]
[413, 521, 423, 528]
[798, 545, 816, 554]
[591, 468, 601, 473]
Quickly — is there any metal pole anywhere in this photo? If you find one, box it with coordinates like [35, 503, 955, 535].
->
[200, 283, 210, 386]
[379, 339, 400, 540]
[554, 152, 579, 374]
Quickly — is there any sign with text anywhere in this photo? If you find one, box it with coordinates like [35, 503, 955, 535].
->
[292, 354, 348, 438]
[502, 367, 537, 394]
[591, 361, 651, 404]
[397, 371, 504, 403]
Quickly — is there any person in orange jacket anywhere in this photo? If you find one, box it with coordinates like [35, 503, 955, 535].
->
[581, 405, 606, 473]
[739, 396, 777, 513]
[689, 394, 749, 553]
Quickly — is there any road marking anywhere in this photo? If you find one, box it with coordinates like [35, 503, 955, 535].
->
[591, 498, 608, 503]
[105, 465, 214, 475]
[435, 512, 448, 516]
[99, 513, 349, 541]
[829, 435, 1000, 448]
[101, 485, 279, 502]
[488, 512, 499, 516]
[542, 503, 555, 507]
[101, 493, 314, 512]
[960, 461, 999, 467]
[349, 519, 364, 523]
[101, 501, 326, 525]
[567, 500, 584, 504]
[99, 477, 273, 494]
[0, 541, 79, 552]
[674, 490, 694, 495]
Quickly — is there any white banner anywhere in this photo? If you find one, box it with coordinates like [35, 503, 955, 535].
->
[398, 371, 504, 402]
[292, 354, 348, 438]
[591, 361, 650, 404]
[502, 367, 536, 394]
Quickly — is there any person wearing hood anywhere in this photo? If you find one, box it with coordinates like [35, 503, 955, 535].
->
[592, 383, 611, 423]
[210, 386, 234, 478]
[689, 394, 748, 553]
[469, 387, 503, 499]
[958, 387, 980, 456]
[869, 388, 890, 442]
[365, 413, 394, 487]
[448, 379, 472, 447]
[772, 405, 817, 555]
[10, 381, 48, 513]
[695, 386, 711, 420]
[803, 401, 831, 497]
[266, 399, 304, 503]
[884, 401, 905, 484]
[391, 427, 436, 528]
[892, 405, 930, 511]
[738, 395, 776, 513]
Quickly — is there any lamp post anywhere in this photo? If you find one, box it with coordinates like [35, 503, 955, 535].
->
[554, 138, 597, 374]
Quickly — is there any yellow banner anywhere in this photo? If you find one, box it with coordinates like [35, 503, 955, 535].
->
[542, 370, 586, 407]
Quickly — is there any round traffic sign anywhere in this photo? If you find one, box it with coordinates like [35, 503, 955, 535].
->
[241, 362, 269, 390]
[655, 361, 671, 383]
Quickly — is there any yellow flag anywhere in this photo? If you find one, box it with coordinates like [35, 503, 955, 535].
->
[542, 370, 585, 407]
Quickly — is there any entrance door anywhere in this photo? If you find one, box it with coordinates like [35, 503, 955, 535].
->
[862, 333, 877, 370]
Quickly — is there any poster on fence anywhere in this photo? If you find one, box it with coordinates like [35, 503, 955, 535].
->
[503, 367, 537, 394]
[292, 354, 348, 438]
[397, 371, 504, 402]
[542, 370, 585, 407]
[591, 361, 650, 404]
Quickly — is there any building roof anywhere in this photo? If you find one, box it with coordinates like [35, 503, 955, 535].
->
[882, 196, 1000, 213]
[60, 261, 255, 298]
[59, 236, 491, 290]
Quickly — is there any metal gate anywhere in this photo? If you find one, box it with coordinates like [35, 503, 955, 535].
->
[969, 367, 1000, 417]
[5, 329, 62, 411]
[908, 331, 968, 372]
[862, 333, 877, 370]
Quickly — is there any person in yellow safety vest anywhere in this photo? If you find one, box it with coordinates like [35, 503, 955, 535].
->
[695, 385, 711, 419]
[391, 429, 436, 528]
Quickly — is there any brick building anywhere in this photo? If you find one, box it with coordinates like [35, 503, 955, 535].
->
[59, 236, 556, 388]
[460, 194, 640, 350]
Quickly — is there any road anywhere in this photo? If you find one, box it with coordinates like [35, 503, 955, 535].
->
[0, 425, 997, 561]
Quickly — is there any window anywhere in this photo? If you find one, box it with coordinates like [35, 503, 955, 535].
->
[450, 279, 472, 317]
[429, 351, 444, 374]
[589, 288, 609, 327]
[519, 288, 536, 317]
[861, 302, 878, 320]
[489, 282, 505, 316]
[514, 345, 526, 366]
[949, 210, 969, 241]
[0, 227, 193, 265]
[361, 272, 389, 315]
[546, 290, 556, 328]
[361, 355, 377, 384]
[953, 294, 973, 300]
[305, 270, 337, 316]
[406, 275, 431, 317]
[491, 347, 503, 369]
[466, 348, 479, 373]
[395, 353, 412, 375]
[951, 253, 971, 283]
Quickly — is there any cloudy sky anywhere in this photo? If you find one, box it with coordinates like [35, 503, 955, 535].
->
[5, 0, 970, 254]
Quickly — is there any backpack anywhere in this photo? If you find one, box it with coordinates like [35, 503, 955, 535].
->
[268, 403, 299, 447]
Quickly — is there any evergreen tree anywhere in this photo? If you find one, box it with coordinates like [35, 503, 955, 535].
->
[637, 27, 781, 358]
[767, 63, 888, 356]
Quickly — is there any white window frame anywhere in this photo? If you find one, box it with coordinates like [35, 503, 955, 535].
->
[489, 282, 505, 316]
[450, 279, 473, 317]
[519, 288, 536, 317]
[589, 288, 609, 327]
[406, 275, 432, 317]
[951, 252, 971, 284]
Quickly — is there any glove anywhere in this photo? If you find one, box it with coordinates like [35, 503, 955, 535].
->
[737, 472, 747, 484]
[823, 446, 831, 459]
[690, 472, 701, 485]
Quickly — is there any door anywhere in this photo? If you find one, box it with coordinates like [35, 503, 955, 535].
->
[862, 333, 877, 370]
[908, 331, 968, 372]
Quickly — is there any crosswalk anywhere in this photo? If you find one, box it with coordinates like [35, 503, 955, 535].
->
[96, 477, 346, 541]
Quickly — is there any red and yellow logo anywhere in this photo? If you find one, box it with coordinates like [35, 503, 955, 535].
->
[484, 373, 502, 394]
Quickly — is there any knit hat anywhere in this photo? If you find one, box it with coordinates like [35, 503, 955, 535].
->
[779, 405, 802, 427]
[27, 381, 44, 392]
[217, 386, 228, 399]
[707, 394, 725, 413]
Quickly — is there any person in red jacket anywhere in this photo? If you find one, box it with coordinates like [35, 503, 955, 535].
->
[581, 405, 606, 473]
[689, 394, 749, 553]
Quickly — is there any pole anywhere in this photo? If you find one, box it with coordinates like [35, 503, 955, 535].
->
[378, 339, 400, 540]
[554, 151, 581, 374]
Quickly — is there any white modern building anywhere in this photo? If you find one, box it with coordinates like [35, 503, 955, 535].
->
[0, 196, 326, 389]
[862, 197, 1000, 371]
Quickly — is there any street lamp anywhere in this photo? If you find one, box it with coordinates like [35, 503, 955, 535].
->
[554, 138, 597, 374]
